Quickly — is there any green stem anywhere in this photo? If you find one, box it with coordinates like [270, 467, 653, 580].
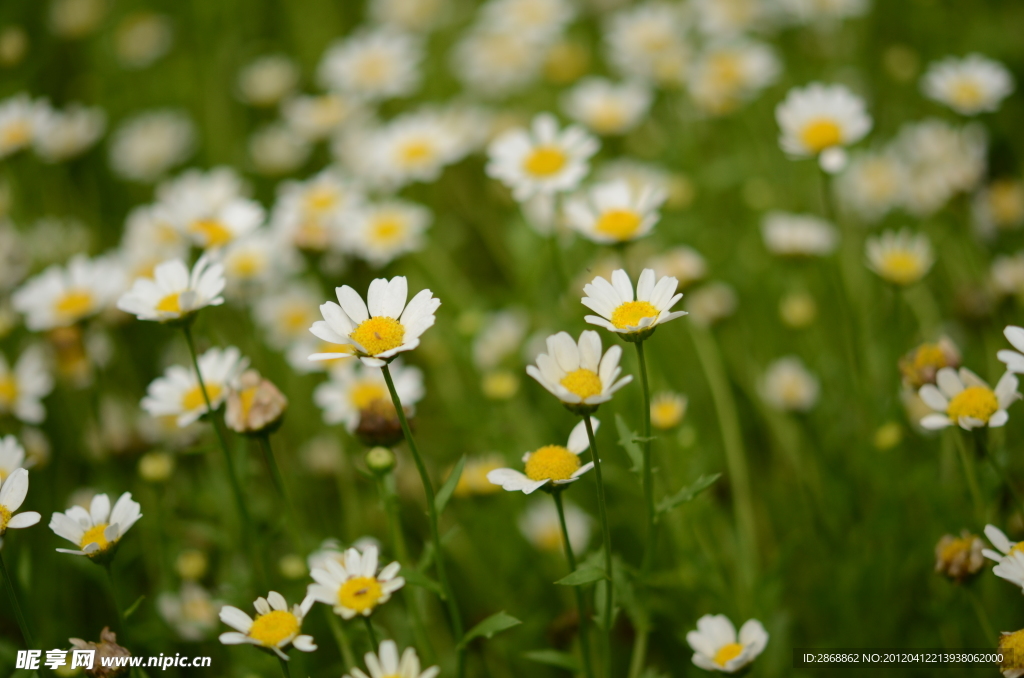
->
[953, 432, 984, 521]
[553, 491, 596, 678]
[104, 563, 125, 630]
[324, 608, 356, 670]
[0, 550, 34, 648]
[635, 342, 656, 576]
[363, 616, 380, 649]
[258, 434, 288, 501]
[278, 655, 291, 678]
[627, 630, 649, 678]
[381, 364, 465, 678]
[965, 586, 996, 642]
[582, 414, 614, 673]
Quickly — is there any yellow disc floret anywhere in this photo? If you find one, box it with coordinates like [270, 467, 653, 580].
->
[0, 505, 11, 533]
[80, 523, 111, 552]
[351, 381, 388, 410]
[950, 79, 983, 111]
[523, 146, 567, 177]
[800, 118, 842, 153]
[594, 209, 642, 241]
[189, 219, 234, 248]
[877, 251, 927, 286]
[999, 629, 1024, 670]
[248, 610, 300, 647]
[351, 317, 405, 356]
[946, 386, 999, 423]
[156, 292, 183, 314]
[54, 289, 96, 320]
[338, 576, 384, 614]
[611, 300, 659, 330]
[399, 140, 433, 167]
[714, 642, 744, 667]
[560, 368, 603, 400]
[0, 376, 18, 407]
[182, 383, 222, 412]
[370, 216, 404, 244]
[524, 445, 581, 481]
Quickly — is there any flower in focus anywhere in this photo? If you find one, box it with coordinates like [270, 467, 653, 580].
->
[518, 498, 591, 553]
[651, 391, 687, 429]
[342, 200, 431, 267]
[158, 582, 224, 641]
[487, 418, 598, 494]
[934, 530, 984, 582]
[759, 356, 820, 413]
[343, 640, 439, 678]
[921, 53, 1014, 116]
[899, 338, 960, 389]
[582, 268, 685, 341]
[453, 454, 506, 498]
[526, 331, 632, 414]
[50, 491, 142, 559]
[917, 367, 1019, 431]
[307, 544, 404, 619]
[0, 468, 41, 535]
[775, 83, 872, 171]
[760, 212, 838, 258]
[998, 629, 1024, 678]
[983, 524, 1024, 593]
[12, 254, 124, 331]
[108, 109, 195, 183]
[309, 276, 440, 367]
[225, 369, 288, 435]
[565, 179, 666, 244]
[686, 614, 769, 673]
[561, 77, 652, 136]
[237, 55, 298, 107]
[318, 28, 422, 102]
[313, 359, 423, 433]
[0, 93, 46, 159]
[865, 229, 933, 286]
[0, 346, 53, 424]
[219, 591, 316, 660]
[117, 255, 225, 323]
[141, 346, 248, 427]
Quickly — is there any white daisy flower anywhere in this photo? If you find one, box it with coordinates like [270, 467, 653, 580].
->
[450, 26, 547, 98]
[687, 614, 769, 673]
[370, 0, 449, 32]
[487, 418, 598, 494]
[776, 0, 867, 24]
[982, 524, 1024, 593]
[219, 591, 316, 660]
[0, 346, 53, 424]
[282, 93, 359, 142]
[479, 0, 575, 40]
[117, 255, 225, 322]
[249, 123, 311, 176]
[526, 330, 632, 413]
[318, 28, 422, 102]
[141, 346, 249, 427]
[0, 435, 27, 482]
[237, 55, 299, 107]
[288, 337, 357, 374]
[974, 179, 1024, 238]
[270, 170, 363, 253]
[314, 359, 423, 432]
[344, 640, 438, 678]
[354, 110, 466, 189]
[160, 170, 264, 250]
[834, 150, 908, 223]
[220, 231, 300, 294]
[646, 246, 708, 289]
[992, 254, 1024, 301]
[309, 276, 440, 368]
[12, 254, 125, 331]
[158, 582, 224, 642]
[918, 367, 1019, 431]
[0, 469, 41, 535]
[686, 281, 737, 328]
[759, 356, 820, 413]
[486, 113, 599, 203]
[565, 179, 666, 244]
[693, 0, 769, 37]
[33, 103, 106, 162]
[688, 41, 781, 115]
[582, 268, 686, 341]
[891, 119, 986, 218]
[775, 83, 872, 168]
[760, 212, 838, 257]
[108, 109, 195, 183]
[604, 2, 691, 88]
[561, 77, 652, 136]
[864, 229, 933, 286]
[921, 54, 1014, 116]
[114, 12, 174, 70]
[999, 327, 1024, 374]
[0, 94, 46, 159]
[518, 498, 592, 553]
[307, 544, 405, 619]
[118, 204, 189, 280]
[49, 491, 142, 559]
[343, 200, 431, 268]
[253, 284, 324, 350]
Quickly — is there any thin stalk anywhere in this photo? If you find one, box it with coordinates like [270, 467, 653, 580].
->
[104, 563, 125, 630]
[363, 616, 380, 649]
[635, 342, 656, 576]
[626, 630, 649, 678]
[258, 434, 289, 501]
[0, 550, 34, 648]
[324, 608, 356, 670]
[965, 586, 996, 642]
[582, 415, 614, 672]
[278, 656, 291, 678]
[953, 432, 984, 521]
[553, 491, 595, 678]
[381, 364, 465, 678]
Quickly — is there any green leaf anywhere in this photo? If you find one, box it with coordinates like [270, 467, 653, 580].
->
[434, 455, 466, 515]
[402, 568, 445, 598]
[615, 414, 644, 475]
[459, 611, 521, 647]
[124, 595, 146, 619]
[657, 473, 721, 514]
[555, 565, 607, 586]
[523, 649, 581, 672]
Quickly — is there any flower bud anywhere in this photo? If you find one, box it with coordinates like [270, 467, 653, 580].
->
[934, 530, 984, 582]
[355, 400, 407, 448]
[365, 446, 396, 475]
[225, 369, 287, 435]
[69, 627, 131, 678]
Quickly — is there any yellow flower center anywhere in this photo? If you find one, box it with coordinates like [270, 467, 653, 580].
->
[877, 250, 926, 285]
[999, 629, 1024, 669]
[523, 146, 567, 177]
[1010, 542, 1024, 556]
[248, 610, 300, 647]
[351, 381, 388, 410]
[296, 220, 329, 250]
[946, 386, 999, 423]
[350, 317, 405, 356]
[282, 308, 313, 333]
[238, 387, 258, 420]
[54, 289, 96, 319]
[990, 181, 1024, 226]
[399, 139, 433, 166]
[950, 79, 983, 109]
[189, 219, 234, 248]
[156, 292, 183, 314]
[939, 535, 975, 562]
[338, 576, 384, 613]
[0, 505, 11, 533]
[560, 368, 603, 400]
[799, 118, 842, 153]
[714, 642, 744, 667]
[0, 376, 18, 406]
[594, 209, 643, 241]
[80, 523, 111, 551]
[355, 54, 390, 86]
[610, 300, 659, 330]
[524, 445, 581, 481]
[369, 216, 404, 244]
[534, 524, 563, 551]
[589, 104, 626, 134]
[228, 252, 264, 279]
[651, 397, 685, 430]
[305, 187, 338, 214]
[710, 53, 744, 87]
[912, 344, 947, 372]
[1, 121, 31, 147]
[182, 383, 223, 412]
